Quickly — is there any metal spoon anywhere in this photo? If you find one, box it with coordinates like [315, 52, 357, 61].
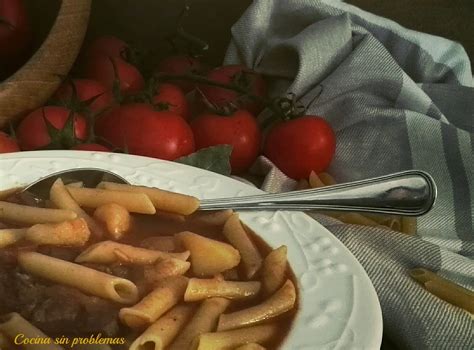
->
[21, 168, 437, 216]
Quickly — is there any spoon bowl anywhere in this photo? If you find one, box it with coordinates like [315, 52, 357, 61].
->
[22, 168, 128, 203]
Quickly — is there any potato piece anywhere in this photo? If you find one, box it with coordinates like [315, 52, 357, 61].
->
[144, 258, 191, 284]
[26, 218, 90, 246]
[176, 231, 240, 277]
[93, 203, 131, 240]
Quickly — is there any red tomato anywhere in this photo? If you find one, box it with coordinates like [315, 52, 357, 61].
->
[0, 0, 31, 77]
[85, 35, 128, 59]
[54, 79, 114, 114]
[0, 131, 20, 153]
[17, 106, 88, 151]
[95, 103, 194, 160]
[156, 55, 206, 92]
[263, 116, 336, 179]
[152, 83, 190, 120]
[200, 65, 266, 115]
[191, 110, 261, 174]
[84, 55, 144, 96]
[71, 143, 111, 152]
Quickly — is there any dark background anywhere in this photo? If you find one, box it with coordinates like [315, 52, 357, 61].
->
[27, 0, 473, 70]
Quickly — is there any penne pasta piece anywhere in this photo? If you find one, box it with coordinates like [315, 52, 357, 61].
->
[66, 187, 156, 214]
[0, 200, 77, 225]
[66, 181, 84, 188]
[379, 216, 402, 231]
[184, 277, 261, 302]
[235, 343, 266, 350]
[176, 231, 240, 277]
[188, 209, 234, 226]
[318, 172, 336, 186]
[93, 203, 131, 240]
[409, 268, 474, 313]
[97, 182, 200, 215]
[119, 276, 189, 329]
[0, 228, 27, 248]
[308, 171, 325, 188]
[217, 280, 296, 331]
[401, 217, 417, 235]
[0, 187, 20, 200]
[50, 179, 104, 237]
[140, 236, 180, 252]
[337, 213, 379, 226]
[75, 240, 189, 265]
[25, 218, 90, 246]
[168, 297, 231, 350]
[194, 323, 278, 350]
[144, 258, 191, 284]
[295, 178, 310, 190]
[0, 313, 64, 350]
[261, 246, 288, 296]
[424, 281, 474, 314]
[359, 213, 388, 224]
[223, 214, 262, 279]
[18, 251, 139, 304]
[129, 304, 195, 350]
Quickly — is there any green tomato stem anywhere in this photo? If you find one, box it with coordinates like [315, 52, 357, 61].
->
[155, 72, 286, 120]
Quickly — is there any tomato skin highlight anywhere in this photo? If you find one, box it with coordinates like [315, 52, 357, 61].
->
[54, 79, 114, 114]
[71, 143, 111, 152]
[200, 65, 266, 115]
[16, 106, 88, 151]
[191, 110, 261, 174]
[263, 116, 336, 179]
[95, 103, 195, 161]
[153, 83, 190, 120]
[0, 132, 20, 153]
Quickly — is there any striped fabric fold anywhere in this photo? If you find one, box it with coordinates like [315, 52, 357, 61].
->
[225, 1, 474, 349]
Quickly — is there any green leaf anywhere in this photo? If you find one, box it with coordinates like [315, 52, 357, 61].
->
[176, 145, 232, 176]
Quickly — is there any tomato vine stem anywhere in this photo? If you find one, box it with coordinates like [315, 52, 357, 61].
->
[155, 72, 288, 120]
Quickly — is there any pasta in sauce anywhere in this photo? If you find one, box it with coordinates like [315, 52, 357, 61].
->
[0, 181, 298, 350]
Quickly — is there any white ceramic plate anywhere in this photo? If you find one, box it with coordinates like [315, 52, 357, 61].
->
[0, 151, 382, 350]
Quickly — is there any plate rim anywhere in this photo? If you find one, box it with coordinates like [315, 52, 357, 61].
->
[0, 150, 383, 349]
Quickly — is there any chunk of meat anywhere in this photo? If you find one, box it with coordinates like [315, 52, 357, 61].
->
[0, 265, 121, 336]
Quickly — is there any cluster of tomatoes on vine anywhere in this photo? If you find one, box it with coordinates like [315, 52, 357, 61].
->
[0, 1, 336, 180]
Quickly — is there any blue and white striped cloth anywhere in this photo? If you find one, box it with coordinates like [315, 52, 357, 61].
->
[225, 1, 473, 348]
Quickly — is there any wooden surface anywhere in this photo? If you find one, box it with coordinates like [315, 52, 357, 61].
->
[0, 0, 91, 127]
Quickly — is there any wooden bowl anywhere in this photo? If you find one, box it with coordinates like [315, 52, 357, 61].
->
[0, 0, 91, 128]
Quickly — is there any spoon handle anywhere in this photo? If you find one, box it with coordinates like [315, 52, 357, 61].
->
[199, 170, 437, 216]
